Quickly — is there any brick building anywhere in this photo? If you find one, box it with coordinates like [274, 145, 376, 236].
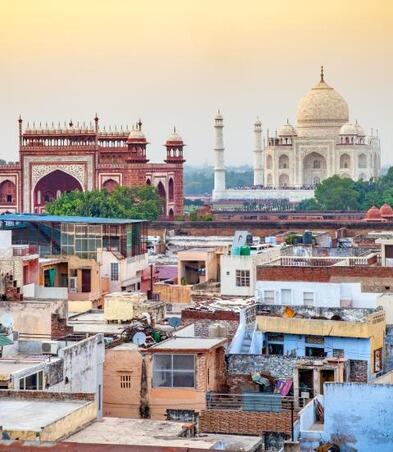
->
[0, 117, 185, 217]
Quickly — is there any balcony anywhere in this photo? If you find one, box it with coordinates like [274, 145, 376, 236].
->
[12, 245, 38, 257]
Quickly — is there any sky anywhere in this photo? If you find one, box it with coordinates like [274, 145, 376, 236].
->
[1, 0, 393, 166]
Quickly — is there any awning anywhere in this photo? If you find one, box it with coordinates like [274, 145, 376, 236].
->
[0, 336, 13, 347]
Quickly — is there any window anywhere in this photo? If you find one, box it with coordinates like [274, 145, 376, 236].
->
[305, 347, 325, 357]
[236, 270, 250, 287]
[111, 262, 119, 281]
[264, 290, 275, 305]
[333, 349, 344, 358]
[120, 374, 131, 388]
[374, 348, 383, 373]
[313, 160, 321, 169]
[303, 292, 314, 306]
[268, 343, 284, 355]
[281, 289, 292, 304]
[19, 371, 44, 390]
[153, 354, 195, 388]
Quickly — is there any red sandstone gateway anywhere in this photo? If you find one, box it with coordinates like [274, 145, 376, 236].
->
[0, 117, 185, 218]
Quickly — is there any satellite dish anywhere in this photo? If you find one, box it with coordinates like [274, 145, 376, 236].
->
[168, 317, 181, 328]
[142, 312, 151, 325]
[132, 332, 147, 346]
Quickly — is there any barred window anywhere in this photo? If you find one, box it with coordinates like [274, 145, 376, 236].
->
[111, 262, 119, 281]
[303, 291, 314, 306]
[264, 290, 275, 305]
[120, 374, 131, 388]
[236, 270, 250, 287]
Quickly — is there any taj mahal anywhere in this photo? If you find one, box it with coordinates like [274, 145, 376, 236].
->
[212, 67, 381, 203]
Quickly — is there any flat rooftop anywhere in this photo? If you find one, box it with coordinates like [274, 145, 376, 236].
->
[68, 310, 129, 334]
[0, 213, 144, 225]
[65, 417, 262, 450]
[0, 398, 88, 432]
[148, 336, 226, 351]
[0, 359, 43, 377]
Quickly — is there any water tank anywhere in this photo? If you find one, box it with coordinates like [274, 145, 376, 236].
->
[303, 230, 313, 245]
[240, 246, 251, 256]
[232, 246, 241, 256]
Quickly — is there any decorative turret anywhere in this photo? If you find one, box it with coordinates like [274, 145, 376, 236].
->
[213, 110, 226, 199]
[126, 119, 149, 163]
[164, 127, 185, 163]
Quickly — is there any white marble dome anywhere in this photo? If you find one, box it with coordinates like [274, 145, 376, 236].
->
[278, 120, 297, 136]
[339, 122, 358, 135]
[296, 71, 349, 137]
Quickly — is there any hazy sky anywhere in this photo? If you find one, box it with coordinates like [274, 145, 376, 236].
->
[1, 0, 392, 166]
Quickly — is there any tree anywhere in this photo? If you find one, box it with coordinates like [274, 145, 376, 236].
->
[46, 186, 162, 220]
[314, 175, 359, 210]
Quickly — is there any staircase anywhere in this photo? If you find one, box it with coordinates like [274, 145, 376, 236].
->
[239, 332, 252, 354]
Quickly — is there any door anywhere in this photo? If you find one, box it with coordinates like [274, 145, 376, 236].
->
[81, 269, 91, 293]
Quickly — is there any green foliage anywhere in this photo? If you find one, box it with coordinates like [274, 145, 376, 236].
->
[297, 169, 393, 211]
[314, 175, 359, 210]
[46, 185, 162, 220]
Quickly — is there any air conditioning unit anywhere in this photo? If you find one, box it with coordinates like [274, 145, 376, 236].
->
[68, 276, 78, 293]
[41, 341, 59, 355]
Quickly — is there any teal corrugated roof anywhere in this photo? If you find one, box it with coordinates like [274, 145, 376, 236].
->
[0, 336, 13, 347]
[0, 213, 144, 225]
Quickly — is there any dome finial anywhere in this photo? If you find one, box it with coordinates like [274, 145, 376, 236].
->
[320, 65, 324, 82]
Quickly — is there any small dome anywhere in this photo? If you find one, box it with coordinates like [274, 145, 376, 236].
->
[127, 127, 146, 141]
[380, 203, 393, 218]
[166, 127, 183, 143]
[339, 122, 358, 135]
[278, 120, 297, 137]
[366, 205, 382, 220]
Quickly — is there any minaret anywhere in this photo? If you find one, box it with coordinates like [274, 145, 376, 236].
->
[213, 110, 225, 199]
[253, 117, 263, 185]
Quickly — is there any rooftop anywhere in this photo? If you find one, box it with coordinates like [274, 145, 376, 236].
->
[0, 397, 89, 432]
[68, 310, 129, 335]
[65, 417, 262, 450]
[147, 336, 226, 352]
[0, 359, 43, 378]
[0, 213, 144, 225]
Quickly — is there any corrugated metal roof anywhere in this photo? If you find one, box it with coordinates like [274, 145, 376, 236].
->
[0, 336, 13, 347]
[0, 213, 144, 225]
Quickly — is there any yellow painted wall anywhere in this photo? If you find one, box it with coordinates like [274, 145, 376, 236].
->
[40, 401, 97, 442]
[68, 300, 93, 313]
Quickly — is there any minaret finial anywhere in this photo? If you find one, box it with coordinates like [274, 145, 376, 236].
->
[320, 65, 324, 82]
[173, 126, 176, 133]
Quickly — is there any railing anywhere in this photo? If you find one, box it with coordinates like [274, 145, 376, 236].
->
[12, 245, 38, 256]
[206, 393, 295, 412]
[270, 254, 376, 267]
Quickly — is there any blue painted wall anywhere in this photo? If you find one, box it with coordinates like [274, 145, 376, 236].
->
[323, 383, 393, 451]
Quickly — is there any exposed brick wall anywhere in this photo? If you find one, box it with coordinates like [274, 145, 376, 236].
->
[182, 309, 239, 321]
[257, 265, 393, 284]
[200, 409, 293, 435]
[348, 360, 368, 383]
[51, 313, 73, 339]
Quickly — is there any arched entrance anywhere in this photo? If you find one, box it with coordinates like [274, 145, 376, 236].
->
[146, 178, 151, 186]
[168, 208, 174, 219]
[0, 180, 16, 205]
[34, 170, 83, 210]
[303, 152, 327, 186]
[168, 178, 174, 202]
[279, 173, 289, 188]
[102, 179, 119, 193]
[156, 181, 166, 216]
